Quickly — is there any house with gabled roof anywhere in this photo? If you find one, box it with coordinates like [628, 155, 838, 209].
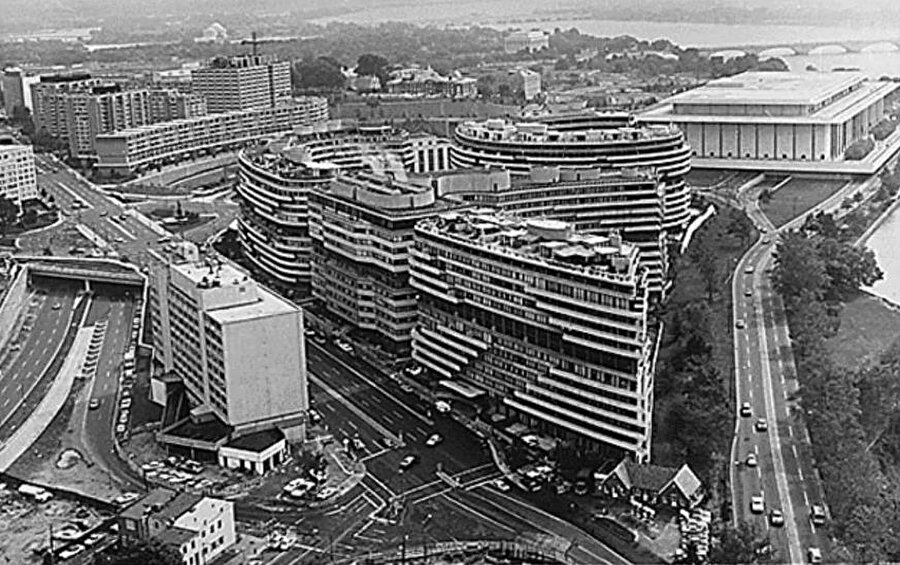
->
[599, 458, 703, 509]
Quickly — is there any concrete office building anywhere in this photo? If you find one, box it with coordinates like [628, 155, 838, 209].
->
[0, 141, 38, 205]
[30, 73, 97, 139]
[149, 252, 308, 444]
[431, 167, 668, 295]
[94, 97, 329, 177]
[310, 173, 459, 355]
[641, 71, 899, 166]
[411, 211, 657, 461]
[193, 54, 292, 113]
[119, 488, 236, 565]
[451, 114, 692, 237]
[236, 121, 453, 293]
[504, 30, 550, 54]
[1, 67, 41, 116]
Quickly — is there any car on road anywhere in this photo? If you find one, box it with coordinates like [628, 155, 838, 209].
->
[9, 343, 21, 351]
[58, 544, 85, 560]
[89, 398, 101, 410]
[405, 365, 424, 377]
[114, 237, 125, 243]
[398, 454, 419, 472]
[807, 547, 822, 564]
[335, 340, 354, 354]
[746, 453, 758, 467]
[745, 266, 755, 274]
[435, 400, 451, 414]
[769, 509, 784, 527]
[99, 211, 107, 217]
[810, 504, 827, 526]
[425, 434, 443, 447]
[750, 494, 765, 514]
[740, 402, 752, 417]
[763, 237, 771, 244]
[755, 418, 768, 432]
[52, 302, 61, 310]
[744, 289, 752, 297]
[492, 479, 511, 492]
[735, 319, 746, 329]
[400, 383, 414, 394]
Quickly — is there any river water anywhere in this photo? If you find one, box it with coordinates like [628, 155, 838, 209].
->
[865, 209, 900, 305]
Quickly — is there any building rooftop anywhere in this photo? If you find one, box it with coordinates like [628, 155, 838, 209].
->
[668, 71, 865, 107]
[154, 491, 204, 522]
[205, 283, 298, 324]
[455, 119, 680, 144]
[420, 211, 640, 279]
[120, 488, 179, 521]
[224, 428, 285, 452]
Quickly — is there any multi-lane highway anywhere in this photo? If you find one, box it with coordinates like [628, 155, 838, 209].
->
[729, 179, 861, 562]
[0, 282, 82, 445]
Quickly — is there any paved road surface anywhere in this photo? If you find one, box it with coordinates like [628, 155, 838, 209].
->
[729, 179, 859, 561]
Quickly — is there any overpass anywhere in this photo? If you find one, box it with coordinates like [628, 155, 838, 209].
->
[705, 39, 900, 59]
[19, 256, 145, 290]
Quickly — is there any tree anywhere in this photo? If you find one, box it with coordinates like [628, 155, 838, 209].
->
[0, 196, 18, 239]
[817, 238, 883, 300]
[689, 233, 718, 302]
[710, 521, 775, 564]
[356, 53, 389, 82]
[772, 231, 829, 307]
[91, 538, 182, 565]
[293, 58, 345, 90]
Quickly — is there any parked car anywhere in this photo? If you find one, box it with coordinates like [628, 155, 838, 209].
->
[492, 479, 511, 492]
[807, 547, 822, 564]
[425, 434, 443, 447]
[736, 319, 746, 329]
[810, 504, 827, 526]
[435, 400, 451, 414]
[399, 454, 419, 472]
[58, 544, 85, 560]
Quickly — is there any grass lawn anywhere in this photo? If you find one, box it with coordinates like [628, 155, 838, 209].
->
[760, 177, 848, 228]
[827, 291, 900, 372]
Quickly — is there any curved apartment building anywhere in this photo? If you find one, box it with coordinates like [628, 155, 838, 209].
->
[236, 121, 454, 294]
[451, 117, 692, 235]
[431, 167, 668, 295]
[410, 211, 657, 461]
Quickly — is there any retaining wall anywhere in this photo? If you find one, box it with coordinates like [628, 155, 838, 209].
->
[0, 264, 29, 351]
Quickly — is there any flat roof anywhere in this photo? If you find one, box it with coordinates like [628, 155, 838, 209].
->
[669, 71, 865, 107]
[223, 429, 285, 452]
[205, 284, 297, 324]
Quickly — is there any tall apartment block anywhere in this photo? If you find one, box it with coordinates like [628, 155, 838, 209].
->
[148, 89, 208, 122]
[192, 55, 292, 113]
[1, 67, 41, 115]
[0, 140, 38, 205]
[410, 212, 657, 461]
[31, 78, 153, 162]
[429, 167, 668, 295]
[309, 173, 459, 355]
[235, 121, 452, 294]
[149, 251, 308, 444]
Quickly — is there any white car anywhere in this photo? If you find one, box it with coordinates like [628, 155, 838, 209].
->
[58, 544, 85, 560]
[435, 400, 451, 414]
[751, 494, 765, 514]
[746, 453, 758, 467]
[114, 492, 140, 506]
[120, 398, 132, 409]
[115, 424, 126, 434]
[425, 433, 443, 447]
[83, 532, 105, 547]
[492, 479, 511, 492]
[337, 341, 354, 353]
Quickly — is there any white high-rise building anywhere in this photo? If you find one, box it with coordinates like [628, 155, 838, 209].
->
[0, 142, 38, 205]
[149, 253, 308, 442]
[192, 54, 291, 113]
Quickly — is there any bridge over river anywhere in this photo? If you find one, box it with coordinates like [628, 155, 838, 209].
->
[703, 39, 900, 60]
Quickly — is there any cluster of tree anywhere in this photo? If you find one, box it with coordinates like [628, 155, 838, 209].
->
[706, 521, 775, 564]
[878, 164, 900, 201]
[654, 206, 756, 482]
[89, 538, 182, 565]
[844, 138, 875, 161]
[771, 226, 900, 561]
[871, 117, 899, 141]
[0, 196, 18, 239]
